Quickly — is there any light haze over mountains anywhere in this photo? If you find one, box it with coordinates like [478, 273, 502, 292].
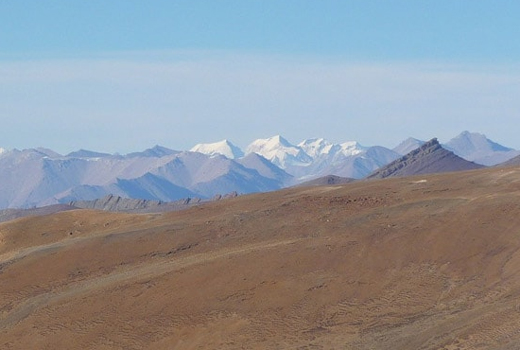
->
[0, 131, 517, 209]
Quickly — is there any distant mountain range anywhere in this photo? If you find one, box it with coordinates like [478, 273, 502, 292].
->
[0, 147, 289, 209]
[0, 131, 518, 209]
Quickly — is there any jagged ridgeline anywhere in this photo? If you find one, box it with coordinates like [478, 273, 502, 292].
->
[366, 139, 484, 179]
[0, 132, 518, 209]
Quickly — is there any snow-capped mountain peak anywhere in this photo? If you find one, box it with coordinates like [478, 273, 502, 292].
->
[248, 135, 291, 150]
[190, 139, 244, 159]
[338, 141, 367, 156]
[2, 130, 517, 210]
[246, 135, 312, 168]
[298, 138, 335, 158]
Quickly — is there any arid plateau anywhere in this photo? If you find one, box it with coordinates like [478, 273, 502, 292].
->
[2, 167, 520, 349]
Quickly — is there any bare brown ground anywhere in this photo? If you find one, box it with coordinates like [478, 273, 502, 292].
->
[3, 167, 520, 349]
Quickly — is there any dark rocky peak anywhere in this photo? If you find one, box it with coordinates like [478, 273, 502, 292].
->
[411, 138, 442, 155]
[366, 138, 484, 179]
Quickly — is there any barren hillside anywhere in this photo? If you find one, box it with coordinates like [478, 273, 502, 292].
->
[2, 167, 520, 349]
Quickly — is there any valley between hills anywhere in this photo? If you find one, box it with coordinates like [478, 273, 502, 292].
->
[2, 166, 520, 349]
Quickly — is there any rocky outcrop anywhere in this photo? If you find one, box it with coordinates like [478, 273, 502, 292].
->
[69, 194, 203, 213]
[366, 138, 485, 179]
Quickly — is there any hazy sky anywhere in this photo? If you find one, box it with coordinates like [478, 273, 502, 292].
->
[1, 1, 519, 153]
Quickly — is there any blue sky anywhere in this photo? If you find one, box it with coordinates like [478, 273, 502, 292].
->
[1, 1, 519, 153]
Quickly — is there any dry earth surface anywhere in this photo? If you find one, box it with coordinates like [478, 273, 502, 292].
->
[2, 167, 520, 349]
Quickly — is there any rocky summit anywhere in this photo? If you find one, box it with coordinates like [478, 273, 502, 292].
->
[366, 138, 484, 179]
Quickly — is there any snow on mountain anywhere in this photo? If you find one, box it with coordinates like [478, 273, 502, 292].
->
[443, 131, 520, 166]
[3, 131, 514, 209]
[243, 135, 399, 181]
[246, 135, 312, 168]
[393, 137, 425, 155]
[283, 137, 396, 180]
[190, 139, 244, 159]
[337, 141, 368, 157]
[298, 138, 366, 158]
[302, 145, 400, 180]
[298, 138, 336, 158]
[0, 148, 6, 155]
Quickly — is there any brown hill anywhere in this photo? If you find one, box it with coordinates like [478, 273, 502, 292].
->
[0, 204, 76, 223]
[2, 167, 520, 349]
[367, 138, 484, 179]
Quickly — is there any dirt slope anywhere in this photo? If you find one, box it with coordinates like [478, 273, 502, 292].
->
[2, 167, 520, 349]
[0, 204, 76, 223]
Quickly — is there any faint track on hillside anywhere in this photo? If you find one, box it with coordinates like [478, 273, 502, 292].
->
[0, 237, 305, 330]
[0, 225, 157, 268]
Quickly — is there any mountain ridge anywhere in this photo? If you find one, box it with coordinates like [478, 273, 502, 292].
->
[367, 138, 485, 179]
[0, 131, 518, 209]
[444, 131, 520, 166]
[190, 139, 244, 159]
[0, 149, 289, 209]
